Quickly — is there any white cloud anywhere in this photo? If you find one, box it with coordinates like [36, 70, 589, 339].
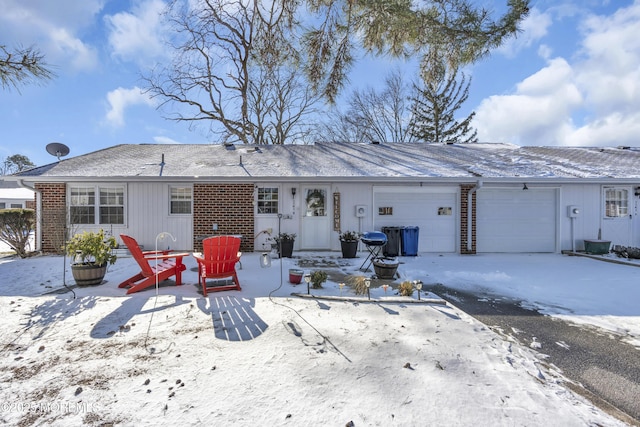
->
[48, 28, 98, 71]
[474, 2, 640, 147]
[497, 8, 553, 57]
[153, 136, 182, 144]
[105, 0, 168, 65]
[474, 58, 582, 145]
[104, 87, 156, 128]
[0, 0, 103, 71]
[575, 3, 640, 115]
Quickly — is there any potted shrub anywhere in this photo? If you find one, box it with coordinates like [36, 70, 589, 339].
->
[338, 230, 360, 258]
[272, 232, 296, 258]
[66, 230, 118, 286]
[373, 257, 399, 280]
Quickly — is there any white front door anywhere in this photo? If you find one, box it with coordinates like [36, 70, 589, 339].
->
[601, 186, 633, 246]
[300, 186, 331, 249]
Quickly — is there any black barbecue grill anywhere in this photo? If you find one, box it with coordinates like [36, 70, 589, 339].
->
[359, 231, 388, 271]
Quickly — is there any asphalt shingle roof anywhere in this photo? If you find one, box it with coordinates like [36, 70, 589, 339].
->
[16, 142, 640, 180]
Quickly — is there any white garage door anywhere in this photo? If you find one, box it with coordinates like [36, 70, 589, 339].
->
[374, 187, 457, 253]
[477, 189, 557, 253]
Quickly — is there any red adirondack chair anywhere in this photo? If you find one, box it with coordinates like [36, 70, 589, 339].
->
[193, 236, 242, 296]
[118, 234, 189, 294]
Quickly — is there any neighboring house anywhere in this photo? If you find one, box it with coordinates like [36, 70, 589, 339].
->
[0, 184, 35, 210]
[6, 142, 640, 255]
[0, 182, 36, 253]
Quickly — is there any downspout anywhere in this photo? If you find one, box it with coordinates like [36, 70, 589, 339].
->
[467, 180, 482, 252]
[17, 179, 42, 252]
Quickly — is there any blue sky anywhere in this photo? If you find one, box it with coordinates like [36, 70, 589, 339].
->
[1, 0, 639, 167]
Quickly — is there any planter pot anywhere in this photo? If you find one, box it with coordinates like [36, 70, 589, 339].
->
[71, 264, 107, 286]
[340, 240, 358, 258]
[373, 259, 398, 280]
[278, 239, 294, 258]
[289, 268, 304, 284]
[584, 239, 611, 255]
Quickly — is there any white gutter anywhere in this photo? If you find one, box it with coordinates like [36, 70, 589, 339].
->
[17, 179, 41, 252]
[467, 180, 482, 252]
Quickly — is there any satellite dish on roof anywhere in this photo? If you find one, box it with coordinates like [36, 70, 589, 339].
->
[46, 142, 70, 161]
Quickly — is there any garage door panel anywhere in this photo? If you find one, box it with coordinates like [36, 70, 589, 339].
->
[375, 191, 457, 253]
[477, 189, 556, 253]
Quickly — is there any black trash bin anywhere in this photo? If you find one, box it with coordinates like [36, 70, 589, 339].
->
[401, 226, 419, 256]
[381, 226, 403, 257]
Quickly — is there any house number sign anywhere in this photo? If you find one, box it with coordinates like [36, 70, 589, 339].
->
[333, 192, 341, 231]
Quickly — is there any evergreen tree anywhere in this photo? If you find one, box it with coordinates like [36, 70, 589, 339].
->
[409, 68, 478, 144]
[1, 45, 54, 92]
[1, 154, 35, 175]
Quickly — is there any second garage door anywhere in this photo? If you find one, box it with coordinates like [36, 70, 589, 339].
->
[477, 188, 557, 253]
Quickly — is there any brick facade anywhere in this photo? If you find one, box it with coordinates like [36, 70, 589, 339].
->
[460, 184, 477, 254]
[193, 183, 255, 252]
[35, 183, 67, 254]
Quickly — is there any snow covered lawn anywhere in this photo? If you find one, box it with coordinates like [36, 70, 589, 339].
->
[0, 251, 636, 426]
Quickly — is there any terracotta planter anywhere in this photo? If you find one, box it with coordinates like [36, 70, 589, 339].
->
[71, 264, 107, 286]
[289, 268, 304, 284]
[340, 240, 358, 258]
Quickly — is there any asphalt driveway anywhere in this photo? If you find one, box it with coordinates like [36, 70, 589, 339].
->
[431, 284, 640, 426]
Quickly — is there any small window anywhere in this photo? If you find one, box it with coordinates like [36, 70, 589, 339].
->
[99, 187, 124, 224]
[257, 187, 279, 214]
[70, 187, 95, 224]
[170, 187, 192, 214]
[604, 188, 628, 218]
[10, 203, 23, 208]
[0, 202, 5, 209]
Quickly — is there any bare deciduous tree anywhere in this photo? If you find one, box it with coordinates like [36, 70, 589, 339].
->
[147, 0, 529, 142]
[146, 0, 317, 145]
[316, 70, 415, 143]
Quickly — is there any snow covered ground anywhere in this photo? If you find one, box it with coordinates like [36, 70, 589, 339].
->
[0, 250, 637, 426]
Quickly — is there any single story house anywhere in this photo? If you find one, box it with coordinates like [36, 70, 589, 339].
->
[5, 142, 640, 255]
[0, 181, 35, 210]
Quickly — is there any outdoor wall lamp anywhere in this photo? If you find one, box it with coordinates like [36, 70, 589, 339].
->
[523, 183, 528, 190]
[291, 187, 297, 197]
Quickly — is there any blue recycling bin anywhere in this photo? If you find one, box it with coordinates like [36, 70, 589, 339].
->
[401, 226, 419, 256]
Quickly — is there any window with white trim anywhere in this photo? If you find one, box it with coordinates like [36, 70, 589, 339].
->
[69, 185, 125, 225]
[257, 187, 279, 214]
[604, 187, 629, 218]
[170, 186, 192, 214]
[0, 203, 5, 209]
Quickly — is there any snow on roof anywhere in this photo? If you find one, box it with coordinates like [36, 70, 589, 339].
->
[14, 142, 640, 180]
[0, 187, 35, 200]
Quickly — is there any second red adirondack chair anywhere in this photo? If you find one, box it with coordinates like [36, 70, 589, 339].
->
[193, 236, 242, 296]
